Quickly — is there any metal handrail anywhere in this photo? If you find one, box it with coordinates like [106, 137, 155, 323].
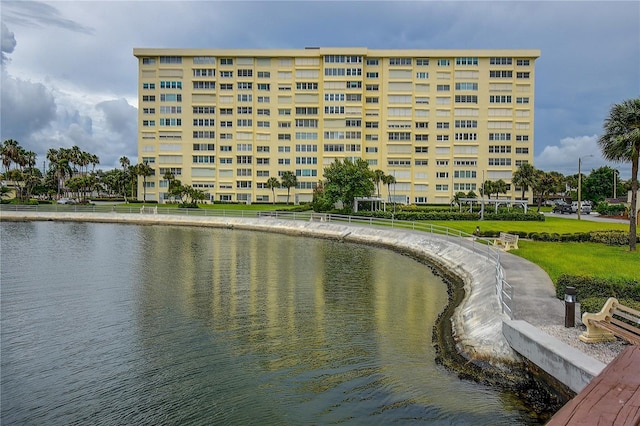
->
[0, 204, 514, 317]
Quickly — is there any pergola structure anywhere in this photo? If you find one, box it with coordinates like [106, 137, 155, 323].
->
[353, 197, 387, 212]
[458, 198, 529, 215]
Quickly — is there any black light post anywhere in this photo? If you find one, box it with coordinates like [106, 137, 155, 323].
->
[564, 286, 577, 328]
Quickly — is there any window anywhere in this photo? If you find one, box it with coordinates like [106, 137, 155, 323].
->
[142, 95, 155, 102]
[237, 69, 253, 77]
[516, 72, 530, 79]
[416, 58, 429, 66]
[257, 71, 270, 78]
[454, 95, 477, 103]
[346, 94, 362, 102]
[435, 184, 449, 191]
[437, 59, 450, 66]
[193, 56, 215, 64]
[365, 97, 379, 104]
[278, 134, 291, 140]
[415, 147, 428, 153]
[237, 106, 252, 115]
[296, 107, 318, 115]
[257, 83, 270, 91]
[160, 118, 181, 126]
[437, 84, 450, 91]
[236, 155, 253, 164]
[489, 145, 511, 153]
[160, 94, 182, 102]
[388, 132, 411, 141]
[324, 106, 345, 114]
[366, 71, 378, 78]
[296, 82, 318, 90]
[237, 119, 253, 127]
[488, 158, 512, 166]
[345, 119, 361, 127]
[324, 93, 345, 102]
[193, 68, 216, 77]
[516, 135, 529, 141]
[257, 96, 270, 103]
[516, 147, 529, 154]
[437, 135, 449, 141]
[220, 71, 233, 78]
[295, 119, 318, 128]
[454, 170, 477, 178]
[347, 81, 362, 89]
[489, 133, 511, 141]
[257, 108, 270, 116]
[142, 108, 155, 114]
[237, 94, 252, 102]
[389, 58, 412, 65]
[193, 131, 215, 139]
[489, 95, 512, 103]
[142, 120, 155, 127]
[516, 97, 530, 104]
[143, 83, 155, 90]
[455, 82, 478, 90]
[455, 120, 477, 128]
[142, 57, 156, 65]
[278, 158, 291, 165]
[323, 144, 344, 152]
[415, 121, 428, 129]
[366, 58, 379, 66]
[436, 122, 449, 129]
[454, 133, 477, 141]
[237, 82, 252, 90]
[219, 83, 233, 90]
[193, 118, 214, 126]
[490, 70, 513, 78]
[489, 57, 512, 65]
[455, 57, 478, 66]
[193, 155, 215, 163]
[220, 121, 233, 128]
[193, 106, 214, 114]
[278, 108, 291, 116]
[160, 56, 181, 64]
[295, 144, 318, 152]
[366, 84, 379, 91]
[516, 59, 530, 66]
[193, 81, 215, 89]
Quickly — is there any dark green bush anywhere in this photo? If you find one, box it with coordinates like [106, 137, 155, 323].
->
[595, 203, 626, 216]
[556, 274, 640, 302]
[589, 230, 633, 245]
[580, 297, 640, 315]
[484, 212, 545, 221]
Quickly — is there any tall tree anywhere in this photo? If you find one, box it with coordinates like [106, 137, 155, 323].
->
[598, 97, 640, 251]
[512, 162, 537, 201]
[280, 171, 297, 205]
[265, 176, 280, 204]
[322, 159, 375, 210]
[382, 174, 396, 203]
[373, 169, 385, 197]
[136, 162, 154, 203]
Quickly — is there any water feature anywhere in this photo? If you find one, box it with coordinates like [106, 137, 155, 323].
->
[1, 221, 540, 424]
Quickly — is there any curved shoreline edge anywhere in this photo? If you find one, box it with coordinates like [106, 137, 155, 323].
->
[1, 211, 597, 417]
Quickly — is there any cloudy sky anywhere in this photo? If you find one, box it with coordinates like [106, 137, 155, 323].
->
[1, 1, 638, 178]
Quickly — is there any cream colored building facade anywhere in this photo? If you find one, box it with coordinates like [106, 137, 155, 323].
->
[134, 47, 539, 204]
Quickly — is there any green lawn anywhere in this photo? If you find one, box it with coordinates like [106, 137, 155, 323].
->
[429, 216, 635, 283]
[429, 216, 629, 235]
[513, 240, 639, 282]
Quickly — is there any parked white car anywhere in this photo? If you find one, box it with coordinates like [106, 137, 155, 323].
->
[56, 198, 76, 205]
[571, 201, 591, 214]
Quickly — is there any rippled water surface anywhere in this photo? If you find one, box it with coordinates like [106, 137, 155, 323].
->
[1, 221, 538, 424]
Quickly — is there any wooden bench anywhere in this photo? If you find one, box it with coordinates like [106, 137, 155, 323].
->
[493, 232, 519, 250]
[579, 297, 640, 345]
[310, 213, 328, 222]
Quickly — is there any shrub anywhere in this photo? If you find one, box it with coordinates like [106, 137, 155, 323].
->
[589, 230, 633, 245]
[595, 203, 626, 216]
[556, 274, 640, 302]
[580, 297, 640, 315]
[484, 212, 545, 221]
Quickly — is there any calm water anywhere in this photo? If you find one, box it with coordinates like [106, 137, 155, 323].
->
[1, 221, 538, 425]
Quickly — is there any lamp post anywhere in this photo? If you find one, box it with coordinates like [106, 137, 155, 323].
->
[577, 155, 593, 220]
[613, 169, 618, 199]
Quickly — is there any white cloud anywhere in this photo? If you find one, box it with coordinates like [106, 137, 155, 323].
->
[535, 135, 632, 179]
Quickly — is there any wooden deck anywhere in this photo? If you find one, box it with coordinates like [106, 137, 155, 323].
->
[547, 345, 640, 425]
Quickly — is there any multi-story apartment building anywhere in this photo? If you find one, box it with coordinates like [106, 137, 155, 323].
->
[134, 47, 539, 204]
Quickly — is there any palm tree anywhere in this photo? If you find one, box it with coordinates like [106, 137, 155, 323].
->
[382, 174, 396, 203]
[265, 176, 280, 204]
[598, 97, 640, 251]
[136, 162, 154, 203]
[482, 180, 495, 199]
[280, 171, 297, 205]
[373, 169, 385, 197]
[512, 162, 537, 201]
[1, 139, 20, 174]
[493, 179, 508, 199]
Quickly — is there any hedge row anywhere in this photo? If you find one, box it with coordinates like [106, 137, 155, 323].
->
[475, 229, 638, 245]
[555, 274, 640, 302]
[351, 210, 544, 221]
[580, 297, 640, 315]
